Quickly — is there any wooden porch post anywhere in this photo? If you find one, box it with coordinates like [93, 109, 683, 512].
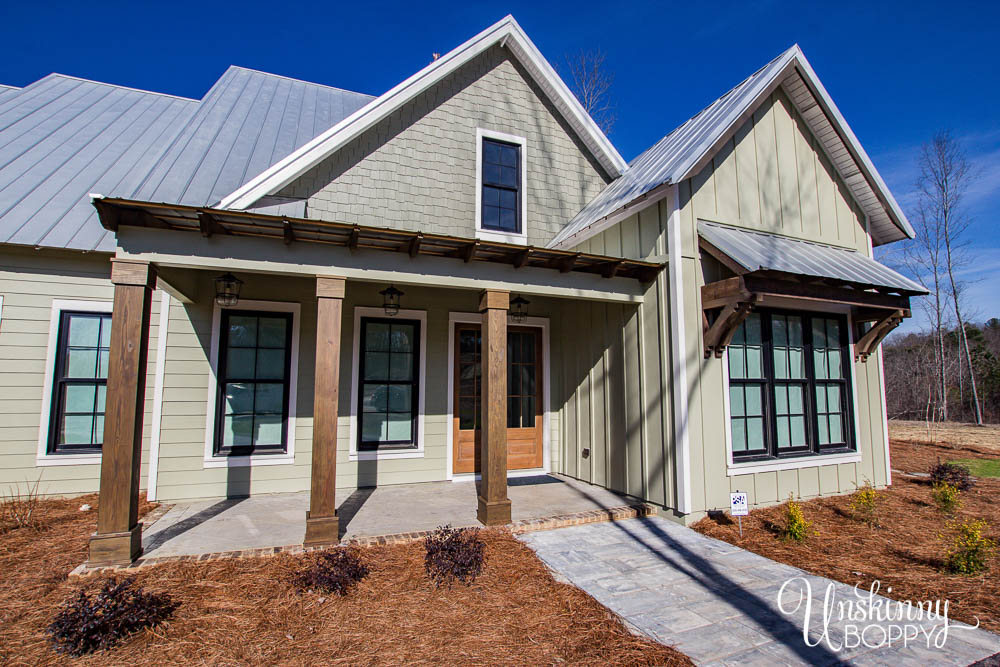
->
[304, 276, 346, 546]
[477, 289, 511, 525]
[88, 259, 156, 566]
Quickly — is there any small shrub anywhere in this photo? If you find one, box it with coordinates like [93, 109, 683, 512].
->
[47, 577, 176, 656]
[424, 525, 485, 587]
[293, 549, 369, 595]
[943, 519, 997, 575]
[848, 480, 884, 528]
[1, 476, 42, 530]
[781, 494, 814, 542]
[931, 482, 962, 514]
[930, 462, 974, 491]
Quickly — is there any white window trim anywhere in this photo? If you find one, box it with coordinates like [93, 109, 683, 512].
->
[723, 305, 862, 478]
[36, 299, 113, 466]
[203, 299, 300, 468]
[475, 128, 528, 245]
[445, 311, 550, 481]
[348, 307, 427, 461]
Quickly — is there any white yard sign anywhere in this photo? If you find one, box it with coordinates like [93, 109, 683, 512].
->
[730, 492, 749, 517]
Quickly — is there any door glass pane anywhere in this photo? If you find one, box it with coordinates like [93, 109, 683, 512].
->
[507, 397, 521, 429]
[459, 397, 477, 430]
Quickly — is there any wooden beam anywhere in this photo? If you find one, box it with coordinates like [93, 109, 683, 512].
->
[698, 237, 748, 276]
[198, 211, 224, 238]
[513, 247, 533, 269]
[477, 289, 511, 526]
[304, 276, 346, 547]
[283, 219, 295, 245]
[88, 260, 156, 566]
[452, 240, 479, 263]
[855, 309, 906, 362]
[557, 253, 581, 273]
[741, 275, 911, 310]
[347, 225, 360, 252]
[601, 259, 625, 279]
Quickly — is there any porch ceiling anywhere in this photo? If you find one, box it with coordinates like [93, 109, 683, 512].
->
[93, 197, 663, 283]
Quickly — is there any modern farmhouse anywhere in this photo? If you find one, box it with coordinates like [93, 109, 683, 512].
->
[0, 16, 925, 565]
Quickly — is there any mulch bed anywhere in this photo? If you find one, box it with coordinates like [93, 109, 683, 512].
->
[0, 494, 689, 666]
[693, 439, 1000, 633]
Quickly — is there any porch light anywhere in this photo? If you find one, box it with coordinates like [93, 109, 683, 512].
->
[380, 285, 404, 316]
[214, 272, 243, 307]
[509, 295, 530, 324]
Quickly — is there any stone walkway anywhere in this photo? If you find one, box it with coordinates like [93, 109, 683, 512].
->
[518, 517, 1000, 666]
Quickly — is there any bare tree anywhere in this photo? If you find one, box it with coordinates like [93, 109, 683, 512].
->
[916, 131, 983, 424]
[565, 50, 616, 135]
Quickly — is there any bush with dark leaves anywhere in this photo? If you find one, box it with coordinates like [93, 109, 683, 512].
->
[930, 462, 974, 491]
[424, 525, 485, 588]
[294, 548, 369, 595]
[47, 577, 176, 656]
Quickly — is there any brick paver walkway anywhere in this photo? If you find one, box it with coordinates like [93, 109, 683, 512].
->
[518, 517, 1000, 666]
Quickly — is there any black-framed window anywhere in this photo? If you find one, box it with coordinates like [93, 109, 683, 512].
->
[481, 138, 521, 234]
[48, 311, 111, 454]
[728, 309, 854, 462]
[358, 317, 420, 451]
[214, 310, 293, 456]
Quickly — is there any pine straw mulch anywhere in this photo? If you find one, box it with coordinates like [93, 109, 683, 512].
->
[0, 494, 690, 666]
[692, 439, 1000, 633]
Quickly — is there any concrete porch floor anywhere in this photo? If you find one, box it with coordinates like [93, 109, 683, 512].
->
[142, 474, 637, 559]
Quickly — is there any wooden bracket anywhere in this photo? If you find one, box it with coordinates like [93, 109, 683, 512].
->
[451, 240, 479, 263]
[407, 233, 422, 258]
[347, 225, 361, 252]
[513, 247, 533, 269]
[601, 259, 625, 279]
[855, 309, 906, 362]
[198, 211, 224, 238]
[704, 299, 757, 358]
[556, 253, 581, 273]
[283, 219, 295, 245]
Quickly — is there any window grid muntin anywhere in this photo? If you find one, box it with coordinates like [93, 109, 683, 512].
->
[729, 309, 854, 462]
[481, 138, 521, 234]
[214, 310, 293, 456]
[357, 317, 420, 451]
[48, 311, 111, 454]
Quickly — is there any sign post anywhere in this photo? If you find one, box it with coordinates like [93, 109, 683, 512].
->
[730, 491, 748, 538]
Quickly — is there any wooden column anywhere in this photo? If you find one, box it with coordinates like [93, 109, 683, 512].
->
[88, 259, 156, 566]
[477, 289, 512, 525]
[304, 276, 346, 546]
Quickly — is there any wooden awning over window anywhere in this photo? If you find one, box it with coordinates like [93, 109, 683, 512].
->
[697, 221, 927, 362]
[92, 197, 664, 284]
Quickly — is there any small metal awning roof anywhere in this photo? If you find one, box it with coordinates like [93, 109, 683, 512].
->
[93, 197, 663, 283]
[698, 220, 926, 295]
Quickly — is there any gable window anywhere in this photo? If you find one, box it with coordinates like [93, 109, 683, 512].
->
[48, 312, 111, 454]
[357, 317, 420, 451]
[214, 310, 293, 456]
[476, 129, 527, 244]
[728, 309, 854, 462]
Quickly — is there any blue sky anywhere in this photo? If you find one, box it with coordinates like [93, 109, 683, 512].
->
[2, 1, 996, 329]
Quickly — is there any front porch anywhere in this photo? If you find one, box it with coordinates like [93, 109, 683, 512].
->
[139, 474, 647, 560]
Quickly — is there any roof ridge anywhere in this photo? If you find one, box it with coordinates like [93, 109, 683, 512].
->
[21, 73, 199, 103]
[222, 65, 375, 99]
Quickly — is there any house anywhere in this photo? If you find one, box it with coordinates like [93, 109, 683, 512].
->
[0, 16, 925, 565]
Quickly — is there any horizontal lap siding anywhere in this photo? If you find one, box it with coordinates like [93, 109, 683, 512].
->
[0, 249, 160, 497]
[559, 203, 675, 509]
[680, 85, 889, 516]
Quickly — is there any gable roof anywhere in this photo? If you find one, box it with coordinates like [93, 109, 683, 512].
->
[218, 15, 627, 210]
[0, 84, 20, 104]
[0, 74, 197, 251]
[548, 45, 914, 250]
[133, 66, 374, 208]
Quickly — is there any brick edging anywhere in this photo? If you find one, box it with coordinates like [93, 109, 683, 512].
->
[69, 502, 656, 578]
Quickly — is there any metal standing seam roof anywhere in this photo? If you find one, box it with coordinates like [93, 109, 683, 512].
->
[549, 45, 914, 250]
[0, 67, 374, 253]
[698, 220, 927, 294]
[0, 85, 20, 104]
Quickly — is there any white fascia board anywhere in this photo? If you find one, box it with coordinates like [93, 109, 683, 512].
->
[219, 15, 626, 211]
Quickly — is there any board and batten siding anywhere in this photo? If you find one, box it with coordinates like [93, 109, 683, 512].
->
[153, 272, 564, 502]
[558, 201, 677, 510]
[676, 84, 890, 518]
[0, 248, 160, 497]
[277, 45, 611, 247]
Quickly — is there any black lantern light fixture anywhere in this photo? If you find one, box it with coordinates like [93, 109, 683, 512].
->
[214, 272, 243, 307]
[509, 295, 530, 324]
[380, 285, 404, 316]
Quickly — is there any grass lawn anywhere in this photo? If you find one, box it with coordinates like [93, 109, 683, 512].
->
[949, 458, 1000, 479]
[0, 494, 689, 665]
[693, 438, 1000, 633]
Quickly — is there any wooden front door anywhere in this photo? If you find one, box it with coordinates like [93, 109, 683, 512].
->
[453, 324, 543, 474]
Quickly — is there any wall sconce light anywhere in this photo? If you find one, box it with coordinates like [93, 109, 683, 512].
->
[214, 272, 243, 307]
[380, 285, 404, 316]
[509, 295, 530, 324]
